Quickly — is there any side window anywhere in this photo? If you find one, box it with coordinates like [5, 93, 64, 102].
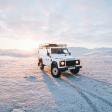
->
[46, 48, 51, 56]
[47, 48, 50, 54]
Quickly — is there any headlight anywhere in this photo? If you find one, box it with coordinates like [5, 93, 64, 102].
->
[75, 60, 80, 65]
[60, 61, 65, 66]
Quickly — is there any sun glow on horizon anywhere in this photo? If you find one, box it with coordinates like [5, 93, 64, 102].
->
[16, 39, 39, 51]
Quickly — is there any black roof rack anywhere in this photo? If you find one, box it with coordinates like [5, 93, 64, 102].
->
[39, 43, 67, 48]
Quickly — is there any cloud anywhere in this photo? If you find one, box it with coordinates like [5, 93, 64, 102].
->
[0, 0, 112, 48]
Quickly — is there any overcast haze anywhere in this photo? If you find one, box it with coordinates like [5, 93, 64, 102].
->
[0, 0, 112, 49]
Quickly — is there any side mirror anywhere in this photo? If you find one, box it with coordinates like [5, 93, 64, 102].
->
[47, 52, 50, 57]
[69, 52, 71, 55]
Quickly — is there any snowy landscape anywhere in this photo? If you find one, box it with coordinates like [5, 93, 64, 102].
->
[0, 47, 112, 112]
[0, 0, 112, 111]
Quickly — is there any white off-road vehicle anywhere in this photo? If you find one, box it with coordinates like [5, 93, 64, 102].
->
[38, 44, 82, 78]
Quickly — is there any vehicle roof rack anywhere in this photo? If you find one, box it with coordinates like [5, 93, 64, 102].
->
[39, 43, 67, 48]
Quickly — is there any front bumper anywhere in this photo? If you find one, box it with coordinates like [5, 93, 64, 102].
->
[59, 65, 82, 72]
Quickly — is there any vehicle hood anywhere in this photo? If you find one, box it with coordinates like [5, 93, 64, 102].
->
[51, 54, 77, 61]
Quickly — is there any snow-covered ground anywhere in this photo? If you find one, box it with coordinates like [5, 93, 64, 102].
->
[81, 54, 112, 84]
[0, 54, 112, 112]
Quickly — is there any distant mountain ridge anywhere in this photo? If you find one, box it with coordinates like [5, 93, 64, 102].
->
[0, 47, 112, 58]
[68, 47, 112, 57]
[68, 47, 90, 56]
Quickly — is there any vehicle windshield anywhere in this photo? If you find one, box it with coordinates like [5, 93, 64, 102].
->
[51, 48, 69, 54]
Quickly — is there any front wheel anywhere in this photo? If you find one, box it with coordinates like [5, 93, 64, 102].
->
[51, 66, 61, 78]
[70, 68, 80, 75]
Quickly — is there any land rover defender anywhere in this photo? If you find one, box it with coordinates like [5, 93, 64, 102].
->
[38, 44, 82, 78]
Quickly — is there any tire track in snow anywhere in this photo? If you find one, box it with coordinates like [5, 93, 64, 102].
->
[61, 74, 112, 108]
[60, 76, 98, 112]
[39, 68, 98, 112]
[37, 67, 112, 111]
[85, 90, 112, 107]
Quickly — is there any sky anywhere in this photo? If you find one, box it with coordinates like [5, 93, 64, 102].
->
[0, 0, 112, 50]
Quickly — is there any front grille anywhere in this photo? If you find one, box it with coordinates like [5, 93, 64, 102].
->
[66, 60, 75, 66]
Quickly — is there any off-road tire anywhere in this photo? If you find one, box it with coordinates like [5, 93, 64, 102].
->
[51, 64, 61, 78]
[70, 68, 80, 75]
[40, 63, 44, 70]
[38, 59, 44, 70]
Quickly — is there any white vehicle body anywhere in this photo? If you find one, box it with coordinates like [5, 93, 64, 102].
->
[38, 44, 82, 77]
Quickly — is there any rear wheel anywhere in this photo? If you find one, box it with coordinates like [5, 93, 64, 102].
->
[51, 64, 61, 78]
[70, 68, 80, 75]
[38, 59, 44, 70]
[40, 63, 44, 70]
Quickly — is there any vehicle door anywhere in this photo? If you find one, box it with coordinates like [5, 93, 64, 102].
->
[46, 48, 51, 67]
